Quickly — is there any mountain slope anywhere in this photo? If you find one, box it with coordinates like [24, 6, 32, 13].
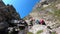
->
[24, 0, 60, 28]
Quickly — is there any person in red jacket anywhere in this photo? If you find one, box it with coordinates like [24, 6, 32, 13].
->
[40, 19, 46, 25]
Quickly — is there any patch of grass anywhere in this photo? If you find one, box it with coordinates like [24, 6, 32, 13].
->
[51, 32, 56, 34]
[27, 32, 33, 34]
[36, 30, 43, 34]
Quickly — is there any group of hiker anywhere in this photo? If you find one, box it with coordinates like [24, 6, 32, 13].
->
[31, 17, 46, 25]
[26, 17, 46, 29]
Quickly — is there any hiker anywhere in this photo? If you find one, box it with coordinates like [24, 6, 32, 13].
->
[40, 19, 46, 25]
[30, 17, 35, 25]
[29, 17, 34, 29]
[35, 20, 40, 24]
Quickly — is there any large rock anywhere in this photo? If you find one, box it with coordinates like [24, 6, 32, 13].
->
[56, 4, 60, 9]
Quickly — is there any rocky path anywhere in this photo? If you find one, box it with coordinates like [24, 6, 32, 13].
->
[28, 25, 50, 34]
[28, 24, 60, 34]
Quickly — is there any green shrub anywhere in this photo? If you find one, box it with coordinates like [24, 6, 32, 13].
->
[51, 32, 56, 34]
[27, 32, 33, 34]
[36, 30, 43, 34]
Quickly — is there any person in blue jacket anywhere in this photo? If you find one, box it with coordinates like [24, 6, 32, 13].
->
[35, 20, 40, 24]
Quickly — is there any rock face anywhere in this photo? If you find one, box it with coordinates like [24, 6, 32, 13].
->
[0, 0, 21, 20]
[0, 0, 21, 27]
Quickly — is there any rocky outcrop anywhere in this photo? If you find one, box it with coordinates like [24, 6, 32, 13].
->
[56, 4, 60, 9]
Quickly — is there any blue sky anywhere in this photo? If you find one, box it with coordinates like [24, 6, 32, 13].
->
[3, 0, 40, 18]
